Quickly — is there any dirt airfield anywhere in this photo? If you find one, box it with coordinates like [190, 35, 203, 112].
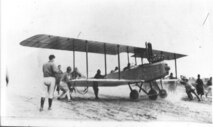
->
[1, 79, 212, 126]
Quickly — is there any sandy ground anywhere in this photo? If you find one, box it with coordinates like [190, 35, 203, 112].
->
[1, 80, 212, 126]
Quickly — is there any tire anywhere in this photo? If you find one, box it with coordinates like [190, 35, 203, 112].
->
[159, 89, 167, 98]
[130, 90, 139, 100]
[148, 89, 158, 100]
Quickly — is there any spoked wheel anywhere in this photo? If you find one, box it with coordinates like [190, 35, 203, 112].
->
[159, 89, 167, 98]
[148, 89, 158, 100]
[130, 90, 139, 100]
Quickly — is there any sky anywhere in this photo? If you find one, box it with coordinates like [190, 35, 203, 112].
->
[1, 0, 213, 83]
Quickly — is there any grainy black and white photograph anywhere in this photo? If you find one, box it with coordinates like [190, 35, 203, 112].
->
[1, 0, 213, 126]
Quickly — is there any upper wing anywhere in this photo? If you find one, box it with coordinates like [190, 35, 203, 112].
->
[69, 78, 144, 87]
[20, 34, 186, 59]
[20, 34, 135, 55]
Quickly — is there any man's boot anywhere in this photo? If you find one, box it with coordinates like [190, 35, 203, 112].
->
[48, 98, 52, 110]
[95, 88, 99, 99]
[57, 86, 60, 95]
[40, 97, 45, 111]
[196, 95, 201, 101]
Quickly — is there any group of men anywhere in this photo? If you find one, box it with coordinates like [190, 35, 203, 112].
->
[40, 54, 104, 111]
[179, 74, 212, 101]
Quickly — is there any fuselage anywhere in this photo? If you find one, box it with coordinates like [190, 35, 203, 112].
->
[106, 62, 170, 82]
[70, 62, 170, 87]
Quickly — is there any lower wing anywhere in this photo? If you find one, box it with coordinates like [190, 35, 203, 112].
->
[156, 79, 178, 84]
[69, 78, 144, 87]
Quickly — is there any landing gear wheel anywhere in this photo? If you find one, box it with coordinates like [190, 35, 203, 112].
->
[159, 89, 167, 98]
[130, 90, 139, 100]
[148, 89, 158, 100]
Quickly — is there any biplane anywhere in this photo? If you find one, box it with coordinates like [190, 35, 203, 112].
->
[20, 34, 186, 100]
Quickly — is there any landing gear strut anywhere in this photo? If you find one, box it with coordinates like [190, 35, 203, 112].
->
[139, 80, 167, 100]
[128, 80, 168, 100]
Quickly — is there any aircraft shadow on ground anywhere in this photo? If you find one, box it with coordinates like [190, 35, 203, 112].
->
[57, 95, 151, 103]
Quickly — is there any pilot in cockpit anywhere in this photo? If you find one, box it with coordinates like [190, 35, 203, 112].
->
[110, 67, 118, 73]
[123, 63, 131, 71]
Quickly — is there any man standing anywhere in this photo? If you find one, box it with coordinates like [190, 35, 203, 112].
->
[206, 77, 212, 98]
[40, 54, 58, 111]
[196, 74, 204, 99]
[55, 65, 63, 94]
[207, 77, 212, 86]
[93, 69, 105, 99]
[58, 66, 72, 102]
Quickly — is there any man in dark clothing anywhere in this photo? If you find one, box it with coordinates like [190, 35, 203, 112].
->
[93, 69, 105, 99]
[169, 73, 174, 79]
[207, 77, 212, 86]
[206, 77, 212, 98]
[196, 74, 204, 99]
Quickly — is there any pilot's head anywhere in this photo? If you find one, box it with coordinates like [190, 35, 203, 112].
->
[67, 66, 72, 73]
[97, 69, 101, 74]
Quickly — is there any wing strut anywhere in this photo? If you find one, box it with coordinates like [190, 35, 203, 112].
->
[127, 47, 130, 64]
[86, 41, 89, 79]
[174, 53, 177, 78]
[141, 57, 143, 65]
[134, 50, 137, 65]
[73, 40, 75, 71]
[117, 45, 121, 79]
[104, 43, 107, 76]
